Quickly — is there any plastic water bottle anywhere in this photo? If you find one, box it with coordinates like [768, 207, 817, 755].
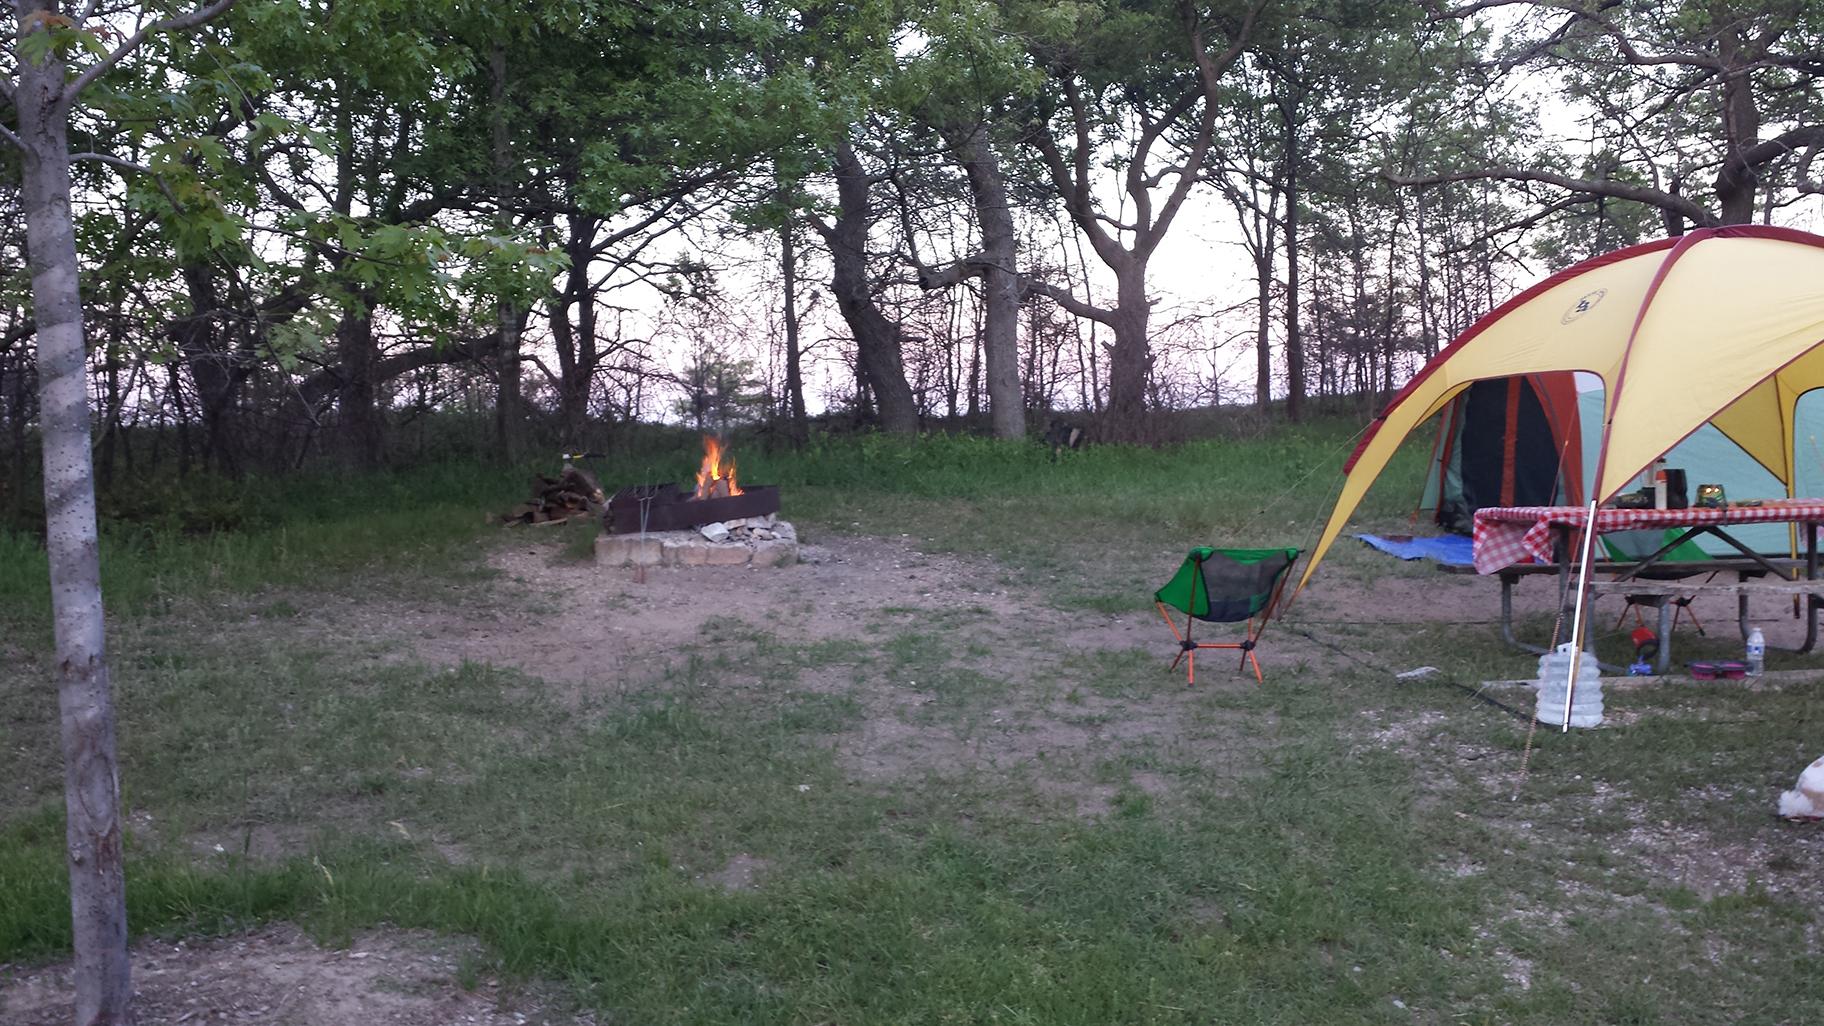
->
[1536, 643, 1604, 727]
[1747, 628, 1766, 677]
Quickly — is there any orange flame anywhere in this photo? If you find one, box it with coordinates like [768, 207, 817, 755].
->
[693, 436, 742, 499]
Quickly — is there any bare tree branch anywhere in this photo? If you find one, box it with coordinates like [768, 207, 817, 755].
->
[70, 151, 153, 175]
[1144, 0, 1266, 252]
[1386, 165, 1718, 226]
[1716, 124, 1824, 197]
[1021, 277, 1115, 326]
[67, 0, 239, 102]
[294, 330, 505, 413]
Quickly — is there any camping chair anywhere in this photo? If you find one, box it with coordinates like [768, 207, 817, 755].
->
[1154, 547, 1300, 685]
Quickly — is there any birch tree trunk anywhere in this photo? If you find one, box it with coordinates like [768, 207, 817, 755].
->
[10, 5, 238, 1020]
[14, 3, 130, 1021]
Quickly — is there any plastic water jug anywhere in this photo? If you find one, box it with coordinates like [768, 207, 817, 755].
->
[1747, 628, 1766, 677]
[1536, 643, 1604, 728]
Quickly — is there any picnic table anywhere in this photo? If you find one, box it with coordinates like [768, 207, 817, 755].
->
[1464, 500, 1824, 672]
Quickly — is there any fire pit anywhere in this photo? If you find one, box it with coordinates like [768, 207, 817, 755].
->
[595, 436, 798, 569]
[604, 437, 781, 533]
[604, 482, 780, 534]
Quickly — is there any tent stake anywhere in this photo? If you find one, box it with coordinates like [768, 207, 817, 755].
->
[1562, 499, 1600, 731]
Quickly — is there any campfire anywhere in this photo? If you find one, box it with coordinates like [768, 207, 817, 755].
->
[597, 436, 794, 568]
[695, 436, 742, 499]
[605, 436, 780, 534]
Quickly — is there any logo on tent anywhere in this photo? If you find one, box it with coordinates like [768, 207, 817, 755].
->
[1561, 288, 1607, 324]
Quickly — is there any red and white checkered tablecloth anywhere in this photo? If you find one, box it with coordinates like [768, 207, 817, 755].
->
[1471, 500, 1824, 575]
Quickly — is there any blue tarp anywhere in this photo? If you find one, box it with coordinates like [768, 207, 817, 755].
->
[1355, 533, 1475, 566]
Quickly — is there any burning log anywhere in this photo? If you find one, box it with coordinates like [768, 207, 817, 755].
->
[694, 436, 742, 499]
[603, 436, 780, 533]
[500, 464, 607, 526]
[596, 440, 795, 567]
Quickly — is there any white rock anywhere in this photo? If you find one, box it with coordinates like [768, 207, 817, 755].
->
[750, 539, 797, 567]
[699, 522, 730, 542]
[702, 542, 752, 566]
[594, 535, 662, 566]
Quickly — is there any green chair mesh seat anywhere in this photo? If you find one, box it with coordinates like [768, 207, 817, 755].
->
[1153, 547, 1300, 684]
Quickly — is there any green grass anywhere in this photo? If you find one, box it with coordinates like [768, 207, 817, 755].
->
[5, 417, 1822, 1024]
[1, 416, 1407, 627]
[10, 619, 1815, 1023]
[0, 460, 524, 629]
[1, 628, 1499, 1024]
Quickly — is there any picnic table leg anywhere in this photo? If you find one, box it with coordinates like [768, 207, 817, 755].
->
[1554, 526, 1571, 602]
[1656, 599, 1673, 674]
[1499, 573, 1547, 657]
[1803, 520, 1820, 654]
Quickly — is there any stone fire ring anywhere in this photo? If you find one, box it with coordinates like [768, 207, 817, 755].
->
[594, 515, 798, 569]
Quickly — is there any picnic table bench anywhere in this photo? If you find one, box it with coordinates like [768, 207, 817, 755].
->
[1440, 556, 1812, 673]
[1460, 500, 1824, 673]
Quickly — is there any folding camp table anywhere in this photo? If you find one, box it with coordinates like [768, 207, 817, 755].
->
[1470, 501, 1824, 672]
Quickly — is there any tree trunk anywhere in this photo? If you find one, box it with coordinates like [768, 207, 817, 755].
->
[779, 216, 807, 445]
[827, 140, 917, 434]
[1710, 28, 1760, 226]
[1382, 213, 1399, 399]
[548, 282, 581, 444]
[1254, 242, 1273, 410]
[15, 4, 133, 1019]
[1103, 265, 1151, 439]
[489, 46, 524, 460]
[336, 309, 386, 467]
[98, 324, 122, 488]
[966, 327, 980, 420]
[494, 307, 523, 458]
[175, 264, 244, 474]
[950, 130, 1024, 439]
[547, 214, 599, 450]
[1282, 146, 1305, 422]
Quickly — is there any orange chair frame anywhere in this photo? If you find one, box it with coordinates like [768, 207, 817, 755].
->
[1154, 558, 1292, 686]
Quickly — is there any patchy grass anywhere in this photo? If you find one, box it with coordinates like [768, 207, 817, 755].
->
[2, 621, 1498, 1023]
[5, 419, 1823, 1024]
[0, 415, 1418, 630]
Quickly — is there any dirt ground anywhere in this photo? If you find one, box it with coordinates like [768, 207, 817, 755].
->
[405, 534, 1165, 694]
[425, 533, 1824, 687]
[485, 536, 1290, 808]
[0, 925, 592, 1026]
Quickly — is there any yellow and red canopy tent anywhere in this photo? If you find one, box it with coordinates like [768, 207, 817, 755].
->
[1296, 225, 1824, 596]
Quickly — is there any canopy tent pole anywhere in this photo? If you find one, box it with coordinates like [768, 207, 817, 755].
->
[1561, 499, 1600, 731]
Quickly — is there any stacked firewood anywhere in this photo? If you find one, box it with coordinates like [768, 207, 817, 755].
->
[500, 465, 607, 526]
